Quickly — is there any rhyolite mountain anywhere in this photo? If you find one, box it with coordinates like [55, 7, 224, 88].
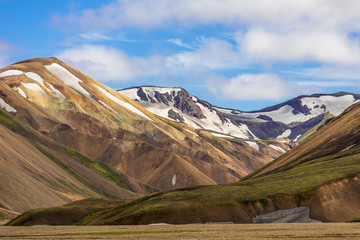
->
[10, 97, 360, 225]
[121, 86, 359, 141]
[0, 58, 289, 218]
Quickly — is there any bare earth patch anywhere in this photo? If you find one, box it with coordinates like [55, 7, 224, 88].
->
[1, 223, 360, 239]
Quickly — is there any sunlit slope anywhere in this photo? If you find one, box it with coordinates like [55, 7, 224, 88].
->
[0, 58, 287, 216]
[75, 102, 360, 224]
[249, 101, 360, 178]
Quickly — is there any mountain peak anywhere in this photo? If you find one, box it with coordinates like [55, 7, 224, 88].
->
[120, 86, 359, 141]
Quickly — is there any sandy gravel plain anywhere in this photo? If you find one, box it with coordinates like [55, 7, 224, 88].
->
[1, 223, 360, 239]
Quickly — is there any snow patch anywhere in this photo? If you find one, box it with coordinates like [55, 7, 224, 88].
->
[301, 95, 358, 116]
[47, 83, 66, 99]
[294, 135, 302, 142]
[211, 132, 234, 138]
[0, 69, 23, 77]
[24, 72, 45, 86]
[246, 141, 259, 151]
[269, 144, 286, 154]
[121, 87, 258, 139]
[17, 88, 26, 98]
[0, 98, 16, 113]
[121, 87, 182, 103]
[45, 63, 92, 99]
[184, 128, 198, 136]
[342, 144, 356, 152]
[195, 103, 256, 139]
[277, 129, 291, 138]
[22, 83, 47, 96]
[99, 100, 116, 112]
[94, 85, 153, 121]
[217, 94, 359, 125]
[172, 174, 176, 186]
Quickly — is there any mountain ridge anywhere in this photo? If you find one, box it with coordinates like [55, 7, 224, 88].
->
[120, 86, 358, 141]
[0, 57, 289, 217]
[13, 97, 360, 225]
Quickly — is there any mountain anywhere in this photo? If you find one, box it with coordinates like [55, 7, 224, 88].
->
[12, 97, 360, 225]
[120, 86, 359, 141]
[0, 58, 288, 218]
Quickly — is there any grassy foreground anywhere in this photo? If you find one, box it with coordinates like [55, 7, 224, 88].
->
[1, 223, 360, 239]
[77, 142, 360, 225]
[8, 143, 360, 225]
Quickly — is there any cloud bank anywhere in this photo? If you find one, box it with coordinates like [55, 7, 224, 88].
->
[206, 74, 299, 101]
[56, 45, 162, 82]
[52, 0, 360, 102]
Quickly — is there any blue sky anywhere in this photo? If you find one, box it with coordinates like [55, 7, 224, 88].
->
[1, 0, 360, 110]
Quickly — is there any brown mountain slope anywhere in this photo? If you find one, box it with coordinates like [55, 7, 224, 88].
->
[248, 101, 360, 179]
[14, 101, 360, 225]
[0, 58, 286, 216]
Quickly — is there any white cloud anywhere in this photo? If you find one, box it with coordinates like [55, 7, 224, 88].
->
[206, 73, 302, 101]
[167, 39, 194, 49]
[55, 40, 242, 82]
[165, 37, 241, 72]
[79, 32, 114, 41]
[52, 0, 360, 32]
[50, 0, 360, 66]
[50, 0, 360, 97]
[56, 44, 162, 82]
[240, 28, 360, 65]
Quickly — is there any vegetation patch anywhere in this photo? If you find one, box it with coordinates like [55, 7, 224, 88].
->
[65, 147, 132, 191]
[34, 144, 97, 197]
[0, 109, 29, 136]
[82, 147, 360, 224]
[6, 198, 125, 226]
[349, 216, 360, 222]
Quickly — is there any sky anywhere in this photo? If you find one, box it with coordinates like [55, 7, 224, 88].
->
[1, 0, 360, 110]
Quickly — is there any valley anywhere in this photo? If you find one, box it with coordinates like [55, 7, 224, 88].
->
[4, 2, 360, 239]
[1, 57, 360, 227]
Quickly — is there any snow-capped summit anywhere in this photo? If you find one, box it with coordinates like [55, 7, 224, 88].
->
[120, 86, 360, 141]
[121, 86, 258, 139]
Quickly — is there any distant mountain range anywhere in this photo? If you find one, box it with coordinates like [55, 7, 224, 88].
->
[120, 86, 359, 141]
[3, 58, 360, 225]
[10, 94, 360, 225]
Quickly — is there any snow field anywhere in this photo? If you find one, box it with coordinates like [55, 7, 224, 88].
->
[220, 94, 358, 125]
[269, 144, 286, 154]
[301, 95, 358, 116]
[211, 132, 234, 138]
[24, 72, 45, 86]
[277, 129, 291, 138]
[94, 85, 153, 121]
[183, 128, 198, 136]
[98, 100, 117, 112]
[294, 135, 302, 142]
[0, 98, 16, 113]
[46, 83, 66, 99]
[17, 88, 26, 98]
[246, 141, 259, 151]
[0, 70, 23, 77]
[22, 83, 48, 96]
[121, 87, 258, 139]
[45, 63, 92, 99]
